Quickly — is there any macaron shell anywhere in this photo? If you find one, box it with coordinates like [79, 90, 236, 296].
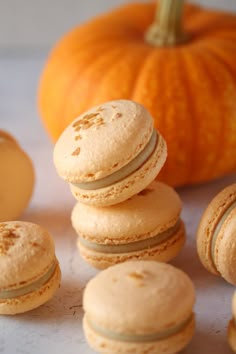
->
[0, 222, 55, 290]
[228, 319, 236, 352]
[0, 130, 18, 145]
[77, 220, 185, 269]
[83, 313, 195, 354]
[70, 134, 167, 207]
[0, 139, 34, 222]
[72, 181, 181, 244]
[53, 100, 153, 183]
[196, 183, 236, 276]
[214, 208, 236, 284]
[0, 263, 61, 315]
[83, 261, 195, 335]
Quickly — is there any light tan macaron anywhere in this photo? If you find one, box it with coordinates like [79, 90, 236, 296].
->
[83, 261, 195, 354]
[196, 183, 236, 285]
[228, 291, 236, 351]
[54, 100, 167, 207]
[0, 221, 61, 315]
[0, 130, 34, 221]
[72, 181, 185, 269]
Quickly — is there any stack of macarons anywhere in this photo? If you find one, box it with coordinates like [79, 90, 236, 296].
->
[54, 99, 186, 269]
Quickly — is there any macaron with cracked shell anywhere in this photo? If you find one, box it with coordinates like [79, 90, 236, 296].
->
[0, 221, 61, 315]
[0, 130, 34, 222]
[72, 180, 185, 269]
[228, 291, 236, 351]
[83, 260, 195, 354]
[196, 183, 236, 285]
[53, 99, 167, 207]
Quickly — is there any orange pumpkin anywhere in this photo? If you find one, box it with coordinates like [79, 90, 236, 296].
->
[38, 0, 236, 186]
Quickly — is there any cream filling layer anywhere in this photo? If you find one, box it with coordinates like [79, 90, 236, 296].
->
[79, 220, 181, 254]
[87, 314, 193, 343]
[211, 201, 236, 266]
[0, 261, 57, 299]
[72, 129, 158, 190]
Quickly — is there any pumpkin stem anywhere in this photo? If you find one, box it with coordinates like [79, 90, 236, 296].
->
[145, 0, 188, 46]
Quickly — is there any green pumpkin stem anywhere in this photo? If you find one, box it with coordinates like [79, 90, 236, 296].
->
[145, 0, 188, 46]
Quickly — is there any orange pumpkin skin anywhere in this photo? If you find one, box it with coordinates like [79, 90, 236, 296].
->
[38, 3, 236, 187]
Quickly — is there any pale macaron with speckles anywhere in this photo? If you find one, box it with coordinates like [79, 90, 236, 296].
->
[228, 291, 236, 351]
[54, 99, 167, 207]
[196, 183, 236, 285]
[0, 221, 61, 315]
[83, 261, 195, 354]
[72, 181, 185, 269]
[0, 130, 34, 222]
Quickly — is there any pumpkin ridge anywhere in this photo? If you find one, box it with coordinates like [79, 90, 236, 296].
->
[175, 49, 196, 183]
[132, 49, 167, 181]
[199, 49, 227, 179]
[85, 43, 149, 108]
[39, 40, 123, 138]
[62, 46, 128, 129]
[202, 45, 236, 175]
[189, 12, 236, 39]
[129, 49, 158, 101]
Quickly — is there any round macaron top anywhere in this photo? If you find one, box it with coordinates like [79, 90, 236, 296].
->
[0, 221, 56, 291]
[197, 183, 236, 276]
[83, 261, 195, 335]
[72, 181, 181, 244]
[54, 100, 154, 183]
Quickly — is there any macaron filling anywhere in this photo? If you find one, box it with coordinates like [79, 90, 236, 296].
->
[86, 313, 193, 343]
[72, 129, 157, 190]
[0, 260, 57, 299]
[79, 219, 181, 254]
[210, 200, 236, 266]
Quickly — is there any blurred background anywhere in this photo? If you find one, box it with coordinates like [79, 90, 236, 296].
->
[1, 0, 236, 52]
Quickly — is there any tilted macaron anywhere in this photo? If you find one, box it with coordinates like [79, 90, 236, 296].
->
[72, 181, 185, 269]
[0, 221, 61, 315]
[0, 130, 34, 222]
[83, 261, 195, 354]
[228, 291, 236, 352]
[196, 183, 236, 285]
[54, 100, 167, 207]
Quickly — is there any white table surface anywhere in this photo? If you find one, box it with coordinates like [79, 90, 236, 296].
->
[0, 54, 236, 354]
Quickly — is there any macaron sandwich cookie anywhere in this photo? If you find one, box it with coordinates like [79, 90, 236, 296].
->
[228, 291, 236, 352]
[0, 221, 61, 315]
[72, 181, 185, 269]
[196, 183, 236, 285]
[0, 130, 34, 221]
[83, 261, 195, 354]
[54, 100, 167, 207]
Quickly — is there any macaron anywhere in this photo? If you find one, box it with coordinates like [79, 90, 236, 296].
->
[83, 261, 195, 354]
[228, 291, 236, 351]
[0, 130, 34, 221]
[72, 181, 185, 269]
[0, 221, 61, 315]
[196, 183, 236, 285]
[54, 99, 167, 207]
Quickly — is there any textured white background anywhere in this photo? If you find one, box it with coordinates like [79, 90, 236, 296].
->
[0, 0, 236, 50]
